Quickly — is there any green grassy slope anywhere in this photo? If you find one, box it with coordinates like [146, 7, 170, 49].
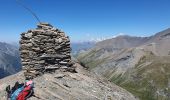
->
[78, 50, 170, 100]
[111, 55, 170, 100]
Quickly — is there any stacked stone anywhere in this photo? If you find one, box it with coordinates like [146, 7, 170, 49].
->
[19, 23, 74, 78]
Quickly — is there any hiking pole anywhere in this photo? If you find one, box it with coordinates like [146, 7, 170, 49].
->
[16, 0, 41, 23]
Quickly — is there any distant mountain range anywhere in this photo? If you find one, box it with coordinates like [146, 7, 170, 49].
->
[71, 42, 95, 56]
[0, 42, 21, 79]
[77, 28, 170, 100]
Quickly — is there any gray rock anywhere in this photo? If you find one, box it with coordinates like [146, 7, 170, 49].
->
[24, 32, 32, 38]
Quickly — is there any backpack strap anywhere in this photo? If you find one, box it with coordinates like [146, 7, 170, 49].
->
[24, 88, 34, 99]
[5, 85, 11, 94]
[5, 85, 11, 100]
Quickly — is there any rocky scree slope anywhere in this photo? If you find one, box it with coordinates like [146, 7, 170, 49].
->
[0, 62, 136, 100]
[77, 28, 170, 100]
[0, 42, 21, 79]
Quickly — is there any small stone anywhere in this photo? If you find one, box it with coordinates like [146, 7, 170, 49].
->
[54, 74, 65, 79]
[21, 43, 32, 47]
[59, 61, 67, 64]
[32, 47, 40, 51]
[58, 38, 62, 43]
[25, 32, 33, 38]
[60, 66, 68, 69]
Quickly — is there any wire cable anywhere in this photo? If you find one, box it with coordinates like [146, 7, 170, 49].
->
[16, 0, 41, 23]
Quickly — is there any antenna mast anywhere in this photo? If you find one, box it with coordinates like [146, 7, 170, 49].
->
[16, 0, 41, 23]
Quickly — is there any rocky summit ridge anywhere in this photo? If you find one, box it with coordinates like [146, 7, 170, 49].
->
[0, 23, 136, 100]
[0, 62, 136, 100]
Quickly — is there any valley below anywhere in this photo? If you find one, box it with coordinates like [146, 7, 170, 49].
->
[0, 42, 21, 79]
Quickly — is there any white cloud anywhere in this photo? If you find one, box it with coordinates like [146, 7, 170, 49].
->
[72, 32, 128, 43]
[112, 33, 125, 38]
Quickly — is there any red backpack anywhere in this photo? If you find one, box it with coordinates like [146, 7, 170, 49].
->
[17, 80, 34, 100]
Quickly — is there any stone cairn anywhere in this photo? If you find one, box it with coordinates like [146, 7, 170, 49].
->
[19, 23, 75, 78]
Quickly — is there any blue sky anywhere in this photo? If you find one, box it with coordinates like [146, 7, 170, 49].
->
[0, 0, 170, 43]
